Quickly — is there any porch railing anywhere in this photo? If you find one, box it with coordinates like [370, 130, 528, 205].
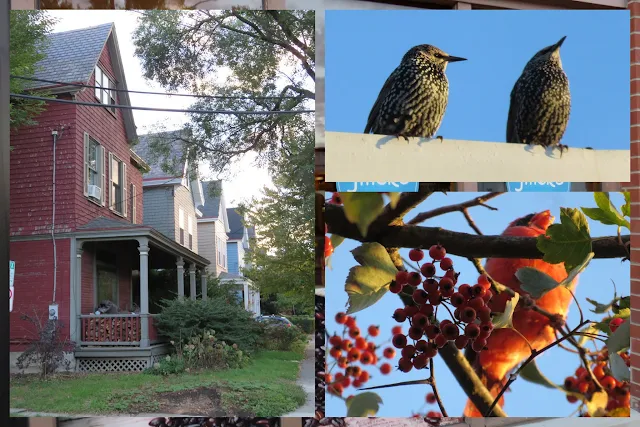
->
[78, 314, 166, 347]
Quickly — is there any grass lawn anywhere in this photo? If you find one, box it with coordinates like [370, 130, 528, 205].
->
[10, 350, 306, 416]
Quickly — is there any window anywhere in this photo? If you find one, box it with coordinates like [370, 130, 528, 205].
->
[217, 237, 222, 265]
[131, 184, 137, 224]
[94, 66, 117, 114]
[109, 153, 127, 216]
[187, 216, 193, 250]
[178, 208, 185, 245]
[84, 133, 105, 205]
[96, 250, 118, 305]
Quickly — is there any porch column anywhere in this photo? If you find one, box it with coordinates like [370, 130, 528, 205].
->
[176, 257, 185, 298]
[189, 264, 197, 301]
[138, 238, 150, 348]
[244, 282, 249, 311]
[73, 244, 83, 343]
[200, 269, 208, 301]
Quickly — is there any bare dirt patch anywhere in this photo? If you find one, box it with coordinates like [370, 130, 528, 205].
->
[129, 387, 251, 416]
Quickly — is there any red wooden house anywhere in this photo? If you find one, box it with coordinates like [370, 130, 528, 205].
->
[9, 23, 209, 372]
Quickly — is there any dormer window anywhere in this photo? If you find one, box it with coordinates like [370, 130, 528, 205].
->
[94, 65, 117, 114]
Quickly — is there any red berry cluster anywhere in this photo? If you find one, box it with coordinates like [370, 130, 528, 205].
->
[564, 350, 630, 416]
[390, 245, 495, 373]
[326, 313, 400, 397]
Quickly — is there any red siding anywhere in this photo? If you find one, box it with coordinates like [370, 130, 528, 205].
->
[9, 238, 71, 349]
[630, 0, 640, 412]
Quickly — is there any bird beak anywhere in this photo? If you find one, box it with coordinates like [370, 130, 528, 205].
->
[553, 36, 567, 51]
[445, 55, 467, 63]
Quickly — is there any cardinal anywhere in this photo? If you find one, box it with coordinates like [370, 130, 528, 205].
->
[463, 210, 577, 416]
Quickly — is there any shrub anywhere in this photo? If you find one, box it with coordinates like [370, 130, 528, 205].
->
[179, 330, 249, 370]
[289, 315, 314, 333]
[260, 324, 308, 351]
[15, 310, 73, 378]
[155, 298, 262, 353]
[146, 354, 185, 376]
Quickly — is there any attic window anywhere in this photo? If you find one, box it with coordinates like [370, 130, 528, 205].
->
[94, 66, 117, 114]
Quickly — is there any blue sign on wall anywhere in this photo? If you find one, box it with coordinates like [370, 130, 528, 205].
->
[507, 182, 571, 192]
[336, 182, 419, 192]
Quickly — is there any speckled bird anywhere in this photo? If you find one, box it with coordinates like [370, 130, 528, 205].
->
[364, 44, 467, 139]
[507, 36, 571, 153]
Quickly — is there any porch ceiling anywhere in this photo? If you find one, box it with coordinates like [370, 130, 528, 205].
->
[76, 217, 209, 268]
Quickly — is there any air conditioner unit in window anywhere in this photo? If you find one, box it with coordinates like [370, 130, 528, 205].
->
[88, 185, 102, 200]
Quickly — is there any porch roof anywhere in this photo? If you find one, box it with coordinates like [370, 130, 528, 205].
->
[76, 216, 210, 268]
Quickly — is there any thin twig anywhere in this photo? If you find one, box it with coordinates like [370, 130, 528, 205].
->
[429, 357, 449, 417]
[462, 208, 484, 235]
[485, 319, 590, 417]
[407, 192, 503, 225]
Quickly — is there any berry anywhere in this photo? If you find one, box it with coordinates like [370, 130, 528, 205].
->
[423, 278, 439, 294]
[348, 348, 361, 362]
[341, 376, 352, 388]
[330, 192, 342, 205]
[478, 274, 491, 290]
[350, 366, 362, 377]
[345, 317, 356, 329]
[368, 325, 380, 337]
[464, 323, 480, 339]
[396, 271, 410, 286]
[428, 291, 442, 306]
[412, 313, 429, 328]
[415, 340, 429, 353]
[440, 282, 455, 297]
[392, 334, 407, 349]
[428, 244, 446, 261]
[392, 308, 407, 322]
[325, 235, 334, 258]
[391, 325, 403, 336]
[367, 342, 376, 352]
[460, 307, 477, 323]
[409, 326, 424, 340]
[355, 337, 367, 349]
[423, 342, 438, 358]
[348, 327, 360, 339]
[458, 284, 472, 299]
[405, 305, 419, 317]
[419, 304, 434, 316]
[472, 337, 487, 352]
[566, 395, 578, 404]
[477, 306, 492, 323]
[479, 321, 494, 338]
[401, 345, 416, 359]
[335, 312, 347, 324]
[341, 340, 353, 351]
[439, 257, 453, 270]
[426, 411, 441, 418]
[600, 376, 617, 392]
[450, 292, 465, 307]
[409, 248, 425, 262]
[413, 353, 429, 369]
[337, 357, 348, 368]
[352, 379, 362, 388]
[380, 363, 392, 375]
[389, 281, 404, 294]
[398, 357, 413, 373]
[442, 323, 460, 340]
[329, 335, 342, 347]
[425, 324, 440, 340]
[434, 334, 448, 348]
[444, 269, 458, 283]
[420, 263, 437, 277]
[454, 335, 469, 350]
[482, 289, 494, 303]
[564, 376, 577, 390]
[609, 317, 625, 333]
[413, 289, 429, 305]
[383, 347, 396, 359]
[467, 297, 485, 311]
[408, 272, 422, 287]
[359, 371, 370, 383]
[329, 347, 342, 359]
[472, 284, 486, 298]
[592, 364, 605, 380]
[577, 381, 589, 394]
[329, 383, 344, 396]
[426, 393, 436, 404]
[360, 351, 374, 365]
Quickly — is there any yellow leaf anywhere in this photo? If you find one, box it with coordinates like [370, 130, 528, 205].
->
[586, 391, 608, 417]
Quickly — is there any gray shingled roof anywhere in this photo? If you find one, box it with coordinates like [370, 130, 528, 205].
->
[198, 181, 222, 218]
[227, 208, 245, 240]
[29, 23, 114, 90]
[135, 131, 187, 180]
[78, 216, 145, 230]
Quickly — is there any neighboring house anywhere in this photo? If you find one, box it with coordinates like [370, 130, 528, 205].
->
[196, 180, 230, 278]
[223, 208, 260, 315]
[9, 23, 209, 374]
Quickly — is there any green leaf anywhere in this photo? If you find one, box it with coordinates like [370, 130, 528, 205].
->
[609, 352, 631, 383]
[592, 320, 612, 335]
[345, 243, 397, 314]
[586, 391, 608, 417]
[613, 308, 630, 320]
[578, 324, 601, 347]
[606, 319, 630, 353]
[586, 298, 613, 314]
[615, 295, 630, 312]
[536, 208, 592, 273]
[621, 192, 631, 217]
[557, 252, 593, 287]
[346, 392, 383, 417]
[492, 293, 519, 329]
[581, 193, 630, 230]
[330, 234, 345, 252]
[519, 359, 559, 389]
[341, 193, 385, 237]
[386, 192, 401, 209]
[516, 267, 560, 299]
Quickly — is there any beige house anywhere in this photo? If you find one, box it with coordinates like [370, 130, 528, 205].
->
[196, 180, 230, 278]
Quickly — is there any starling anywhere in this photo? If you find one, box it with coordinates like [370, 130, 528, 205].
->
[364, 44, 467, 139]
[507, 36, 571, 153]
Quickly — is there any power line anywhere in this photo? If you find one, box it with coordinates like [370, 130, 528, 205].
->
[10, 93, 314, 115]
[11, 75, 307, 100]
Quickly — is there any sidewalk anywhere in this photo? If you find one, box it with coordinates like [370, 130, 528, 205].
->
[283, 336, 315, 417]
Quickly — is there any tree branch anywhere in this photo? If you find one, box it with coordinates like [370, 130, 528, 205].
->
[407, 192, 503, 225]
[429, 357, 448, 417]
[325, 204, 629, 259]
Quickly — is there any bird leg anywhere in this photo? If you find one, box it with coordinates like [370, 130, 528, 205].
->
[555, 144, 569, 157]
[394, 134, 410, 142]
[435, 135, 444, 143]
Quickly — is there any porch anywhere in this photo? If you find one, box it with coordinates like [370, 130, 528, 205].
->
[71, 218, 211, 372]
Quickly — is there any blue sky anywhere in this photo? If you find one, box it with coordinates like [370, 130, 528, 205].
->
[325, 192, 630, 417]
[325, 10, 630, 150]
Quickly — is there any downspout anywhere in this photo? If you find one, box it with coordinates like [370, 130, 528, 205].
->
[51, 130, 58, 303]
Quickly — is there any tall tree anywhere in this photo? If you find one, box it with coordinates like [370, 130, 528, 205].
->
[132, 9, 314, 175]
[9, 10, 55, 130]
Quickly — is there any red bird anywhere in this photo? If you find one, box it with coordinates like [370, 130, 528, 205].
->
[463, 210, 577, 416]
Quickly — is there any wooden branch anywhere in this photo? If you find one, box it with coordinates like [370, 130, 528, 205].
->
[325, 204, 629, 259]
[408, 192, 503, 225]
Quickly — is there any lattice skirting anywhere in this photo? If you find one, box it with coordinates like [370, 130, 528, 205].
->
[76, 357, 152, 373]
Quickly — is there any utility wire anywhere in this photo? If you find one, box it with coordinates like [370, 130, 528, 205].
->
[11, 75, 307, 100]
[10, 93, 314, 115]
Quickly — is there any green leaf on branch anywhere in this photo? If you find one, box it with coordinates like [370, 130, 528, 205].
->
[515, 267, 559, 299]
[606, 319, 630, 353]
[536, 208, 592, 273]
[519, 359, 559, 390]
[586, 298, 613, 314]
[346, 392, 383, 417]
[492, 293, 519, 329]
[341, 193, 385, 237]
[581, 193, 630, 230]
[386, 192, 401, 209]
[587, 391, 608, 417]
[621, 191, 631, 217]
[330, 235, 345, 252]
[578, 324, 601, 347]
[613, 295, 630, 313]
[592, 320, 612, 335]
[345, 243, 397, 314]
[609, 352, 631, 383]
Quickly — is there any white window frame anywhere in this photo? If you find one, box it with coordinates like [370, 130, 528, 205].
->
[94, 65, 117, 114]
[187, 216, 193, 250]
[84, 133, 106, 206]
[131, 183, 137, 224]
[108, 153, 127, 217]
[178, 208, 185, 246]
